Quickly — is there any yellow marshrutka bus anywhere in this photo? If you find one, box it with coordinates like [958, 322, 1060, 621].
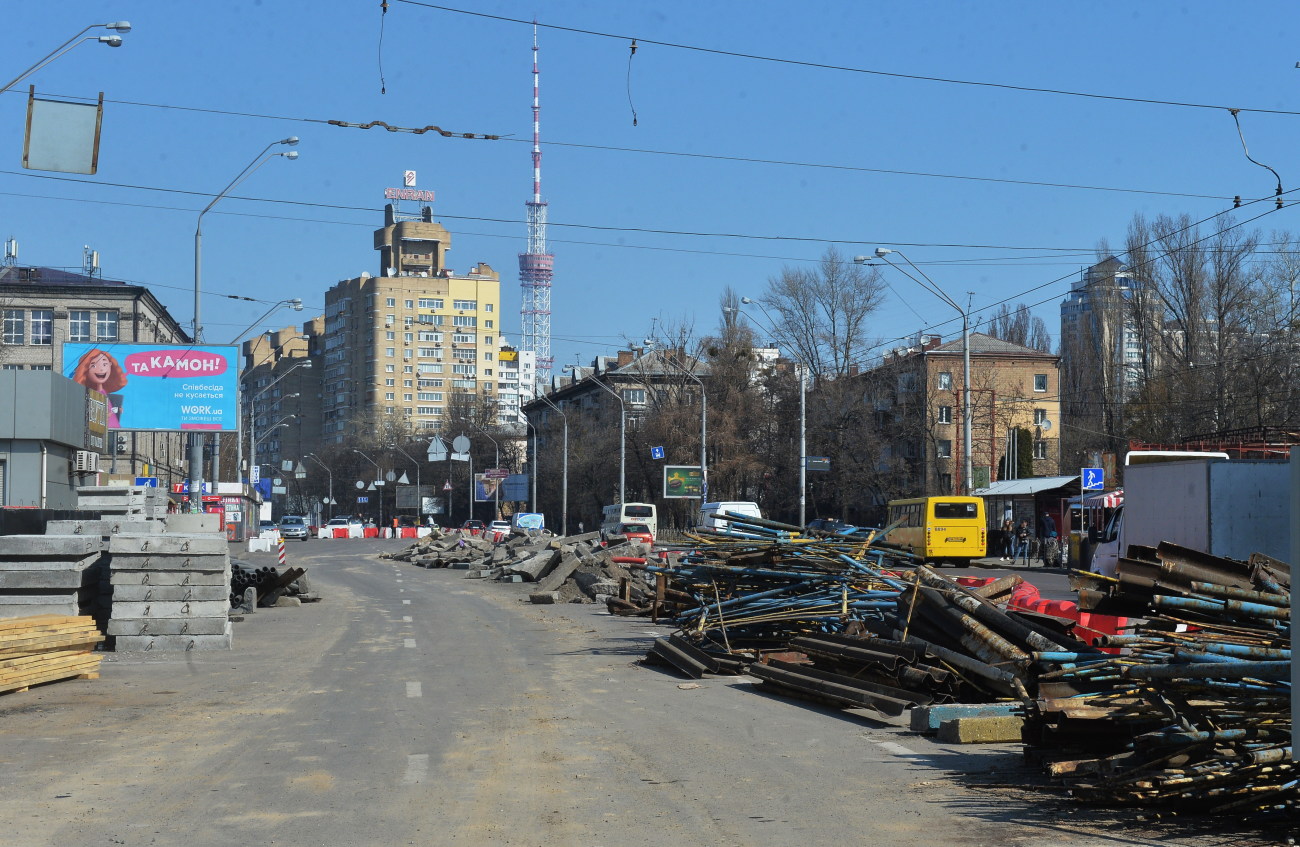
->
[884, 496, 986, 565]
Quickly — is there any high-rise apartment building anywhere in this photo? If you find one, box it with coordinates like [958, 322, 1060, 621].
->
[319, 202, 501, 442]
[495, 344, 536, 426]
[1060, 256, 1158, 402]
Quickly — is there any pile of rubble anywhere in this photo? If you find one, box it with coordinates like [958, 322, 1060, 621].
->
[383, 528, 655, 605]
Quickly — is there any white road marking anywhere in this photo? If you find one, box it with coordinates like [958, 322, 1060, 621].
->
[406, 681, 422, 698]
[402, 599, 411, 605]
[404, 638, 417, 649]
[396, 579, 403, 583]
[403, 615, 413, 622]
[399, 589, 405, 593]
[870, 739, 922, 757]
[403, 753, 429, 784]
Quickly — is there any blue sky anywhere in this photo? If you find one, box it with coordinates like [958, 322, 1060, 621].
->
[3, 1, 1298, 370]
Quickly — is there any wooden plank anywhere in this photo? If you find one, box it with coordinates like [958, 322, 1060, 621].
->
[0, 660, 103, 694]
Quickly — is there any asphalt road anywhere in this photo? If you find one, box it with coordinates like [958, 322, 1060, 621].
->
[0, 539, 1252, 846]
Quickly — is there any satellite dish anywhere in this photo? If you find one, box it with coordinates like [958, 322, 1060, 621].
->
[355, 480, 365, 489]
[1040, 420, 1052, 431]
[452, 435, 471, 453]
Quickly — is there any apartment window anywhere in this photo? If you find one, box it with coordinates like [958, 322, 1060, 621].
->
[452, 333, 475, 344]
[418, 392, 443, 402]
[622, 388, 647, 405]
[936, 405, 952, 425]
[418, 363, 443, 374]
[403, 365, 413, 373]
[417, 406, 437, 415]
[3, 309, 24, 344]
[1034, 373, 1048, 392]
[419, 314, 445, 325]
[418, 347, 438, 358]
[403, 393, 412, 402]
[405, 300, 414, 309]
[484, 319, 493, 329]
[453, 299, 476, 310]
[452, 364, 475, 375]
[484, 352, 493, 361]
[483, 336, 492, 345]
[385, 392, 395, 401]
[418, 331, 441, 342]
[385, 364, 396, 373]
[937, 371, 952, 390]
[484, 303, 493, 312]
[403, 316, 414, 326]
[418, 298, 443, 309]
[29, 364, 50, 371]
[419, 379, 444, 388]
[403, 379, 412, 387]
[386, 331, 395, 340]
[29, 310, 52, 345]
[95, 311, 118, 341]
[385, 314, 396, 326]
[403, 350, 413, 360]
[386, 297, 396, 307]
[2, 364, 21, 370]
[452, 315, 477, 327]
[484, 368, 493, 376]
[936, 439, 953, 458]
[482, 382, 493, 393]
[404, 332, 413, 342]
[452, 348, 475, 361]
[385, 347, 396, 357]
[897, 373, 916, 393]
[1034, 440, 1049, 460]
[385, 378, 395, 386]
[68, 310, 91, 342]
[1034, 408, 1048, 426]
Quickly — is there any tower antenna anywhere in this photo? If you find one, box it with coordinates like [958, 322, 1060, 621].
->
[519, 23, 554, 388]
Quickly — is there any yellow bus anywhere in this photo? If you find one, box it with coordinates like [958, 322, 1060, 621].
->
[884, 496, 986, 565]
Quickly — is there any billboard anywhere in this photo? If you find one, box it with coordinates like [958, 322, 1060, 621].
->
[63, 343, 239, 432]
[474, 473, 502, 502]
[663, 465, 703, 499]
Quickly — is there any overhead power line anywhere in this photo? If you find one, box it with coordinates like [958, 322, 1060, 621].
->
[395, 0, 1300, 117]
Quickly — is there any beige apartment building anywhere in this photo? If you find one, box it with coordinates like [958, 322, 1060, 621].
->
[318, 206, 502, 443]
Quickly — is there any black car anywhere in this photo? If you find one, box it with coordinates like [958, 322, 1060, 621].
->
[806, 518, 855, 534]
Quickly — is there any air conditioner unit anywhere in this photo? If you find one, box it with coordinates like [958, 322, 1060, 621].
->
[74, 450, 100, 473]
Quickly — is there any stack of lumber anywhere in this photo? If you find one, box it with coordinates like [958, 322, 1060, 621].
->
[0, 614, 104, 695]
[108, 533, 233, 651]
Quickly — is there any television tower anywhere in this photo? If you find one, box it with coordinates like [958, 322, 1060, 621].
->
[519, 24, 554, 384]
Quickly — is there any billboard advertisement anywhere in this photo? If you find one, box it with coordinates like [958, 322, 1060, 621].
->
[63, 343, 239, 432]
[474, 473, 502, 502]
[663, 465, 703, 499]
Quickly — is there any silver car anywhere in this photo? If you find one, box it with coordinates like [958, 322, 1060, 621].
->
[278, 515, 311, 540]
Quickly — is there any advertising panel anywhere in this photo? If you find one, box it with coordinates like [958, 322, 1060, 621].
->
[474, 473, 502, 502]
[663, 465, 703, 499]
[63, 343, 239, 432]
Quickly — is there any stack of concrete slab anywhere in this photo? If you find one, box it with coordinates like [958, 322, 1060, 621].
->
[76, 485, 168, 519]
[0, 536, 106, 621]
[108, 532, 233, 651]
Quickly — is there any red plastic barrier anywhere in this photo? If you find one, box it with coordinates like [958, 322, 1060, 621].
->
[400, 527, 417, 539]
[952, 575, 1127, 652]
[363, 527, 380, 539]
[332, 528, 349, 539]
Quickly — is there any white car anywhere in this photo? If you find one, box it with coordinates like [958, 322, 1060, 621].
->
[488, 520, 512, 534]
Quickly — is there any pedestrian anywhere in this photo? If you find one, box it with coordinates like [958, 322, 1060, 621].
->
[1037, 510, 1058, 567]
[578, 520, 584, 534]
[1000, 514, 1014, 562]
[1013, 519, 1032, 567]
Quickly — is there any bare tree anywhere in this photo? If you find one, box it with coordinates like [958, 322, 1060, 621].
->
[986, 302, 1051, 352]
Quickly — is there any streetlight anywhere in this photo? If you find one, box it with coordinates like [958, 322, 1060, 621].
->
[188, 136, 299, 513]
[729, 300, 808, 526]
[534, 386, 568, 535]
[1, 21, 131, 96]
[218, 311, 304, 484]
[245, 360, 312, 489]
[390, 443, 422, 521]
[854, 250, 973, 495]
[642, 340, 706, 504]
[565, 365, 624, 505]
[523, 418, 538, 513]
[352, 449, 384, 526]
[303, 453, 334, 519]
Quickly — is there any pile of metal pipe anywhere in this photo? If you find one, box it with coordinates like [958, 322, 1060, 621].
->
[1029, 544, 1293, 817]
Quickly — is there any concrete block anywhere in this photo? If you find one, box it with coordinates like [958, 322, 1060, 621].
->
[107, 617, 233, 636]
[113, 628, 233, 652]
[108, 553, 230, 572]
[910, 702, 1023, 734]
[110, 570, 229, 586]
[0, 602, 81, 619]
[0, 535, 103, 557]
[160, 514, 223, 534]
[529, 592, 560, 604]
[533, 552, 582, 593]
[936, 715, 1025, 744]
[108, 535, 228, 556]
[0, 570, 93, 590]
[110, 584, 230, 602]
[273, 596, 301, 608]
[111, 600, 231, 618]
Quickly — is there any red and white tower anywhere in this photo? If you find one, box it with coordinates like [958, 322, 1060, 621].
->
[518, 24, 554, 385]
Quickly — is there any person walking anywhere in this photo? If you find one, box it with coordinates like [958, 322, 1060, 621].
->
[1000, 514, 1014, 562]
[1037, 510, 1058, 568]
[1013, 519, 1032, 567]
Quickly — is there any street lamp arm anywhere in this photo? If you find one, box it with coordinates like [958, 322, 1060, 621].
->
[229, 301, 305, 346]
[1, 22, 130, 96]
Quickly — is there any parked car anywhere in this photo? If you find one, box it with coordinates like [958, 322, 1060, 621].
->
[806, 518, 855, 534]
[461, 520, 485, 533]
[488, 520, 512, 536]
[258, 520, 278, 535]
[324, 516, 363, 531]
[616, 522, 654, 546]
[278, 515, 310, 540]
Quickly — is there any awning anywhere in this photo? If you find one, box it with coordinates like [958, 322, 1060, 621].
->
[1083, 488, 1123, 508]
[973, 475, 1080, 497]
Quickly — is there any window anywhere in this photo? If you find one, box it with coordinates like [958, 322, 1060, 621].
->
[937, 405, 952, 425]
[936, 439, 953, 458]
[403, 366, 413, 373]
[483, 336, 492, 345]
[484, 319, 493, 329]
[453, 299, 476, 310]
[385, 347, 395, 357]
[3, 309, 24, 344]
[386, 297, 396, 307]
[1034, 408, 1048, 426]
[385, 378, 395, 386]
[418, 347, 440, 358]
[403, 393, 412, 402]
[403, 379, 412, 387]
[484, 352, 493, 361]
[405, 300, 414, 309]
[385, 314, 396, 326]
[419, 379, 444, 388]
[403, 350, 413, 360]
[418, 392, 443, 402]
[29, 310, 52, 345]
[1034, 440, 1049, 460]
[418, 331, 441, 342]
[404, 332, 413, 343]
[69, 310, 91, 342]
[897, 373, 916, 393]
[622, 388, 647, 405]
[1034, 373, 1048, 392]
[417, 406, 437, 415]
[2, 364, 21, 370]
[403, 316, 414, 326]
[418, 298, 441, 309]
[452, 333, 475, 344]
[386, 331, 396, 340]
[95, 311, 118, 341]
[418, 314, 445, 325]
[385, 364, 396, 373]
[452, 364, 475, 375]
[452, 315, 476, 327]
[418, 363, 443, 374]
[934, 501, 976, 519]
[937, 371, 952, 390]
[385, 392, 395, 401]
[453, 348, 475, 361]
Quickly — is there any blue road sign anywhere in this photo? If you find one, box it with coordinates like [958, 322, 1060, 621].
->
[134, 477, 159, 488]
[650, 446, 665, 460]
[1081, 467, 1104, 491]
[357, 496, 370, 504]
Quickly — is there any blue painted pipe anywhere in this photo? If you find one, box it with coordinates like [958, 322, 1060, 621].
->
[1151, 594, 1290, 622]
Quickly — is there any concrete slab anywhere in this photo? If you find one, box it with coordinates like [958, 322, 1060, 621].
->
[110, 585, 230, 602]
[111, 600, 231, 618]
[910, 702, 1023, 734]
[936, 715, 1025, 744]
[107, 618, 233, 636]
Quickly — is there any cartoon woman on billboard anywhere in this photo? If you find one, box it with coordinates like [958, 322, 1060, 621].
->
[71, 348, 127, 428]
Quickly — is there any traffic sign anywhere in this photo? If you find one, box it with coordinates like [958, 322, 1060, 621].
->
[805, 456, 831, 471]
[357, 496, 369, 504]
[134, 477, 159, 488]
[650, 446, 665, 460]
[443, 481, 453, 491]
[484, 468, 510, 479]
[1081, 467, 1104, 491]
[250, 465, 261, 484]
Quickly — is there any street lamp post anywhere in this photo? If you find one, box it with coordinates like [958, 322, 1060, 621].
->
[303, 453, 334, 519]
[523, 418, 538, 513]
[352, 449, 383, 527]
[535, 388, 568, 535]
[730, 302, 807, 526]
[567, 366, 624, 504]
[236, 330, 308, 486]
[1, 21, 131, 96]
[188, 136, 299, 512]
[391, 443, 422, 521]
[855, 250, 973, 495]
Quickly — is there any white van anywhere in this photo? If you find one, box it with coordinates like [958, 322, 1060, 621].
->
[698, 501, 762, 530]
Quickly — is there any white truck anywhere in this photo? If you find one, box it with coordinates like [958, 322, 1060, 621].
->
[698, 501, 762, 530]
[1090, 455, 1290, 576]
